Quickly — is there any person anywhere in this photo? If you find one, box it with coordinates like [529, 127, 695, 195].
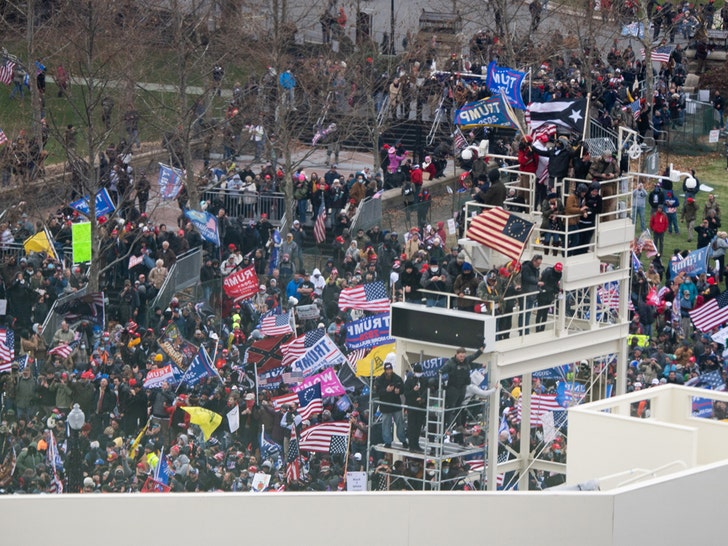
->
[420, 257, 451, 308]
[540, 192, 564, 256]
[578, 182, 602, 251]
[453, 262, 479, 312]
[519, 254, 542, 334]
[373, 354, 407, 449]
[682, 196, 698, 242]
[438, 344, 486, 428]
[535, 262, 562, 332]
[650, 204, 668, 255]
[632, 181, 648, 231]
[564, 184, 587, 255]
[713, 90, 725, 129]
[404, 363, 428, 452]
[664, 190, 680, 234]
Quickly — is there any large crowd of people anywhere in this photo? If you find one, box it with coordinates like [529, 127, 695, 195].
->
[2, 0, 728, 496]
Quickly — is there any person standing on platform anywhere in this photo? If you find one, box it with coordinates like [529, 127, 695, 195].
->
[374, 354, 407, 449]
[439, 344, 486, 429]
[404, 363, 428, 452]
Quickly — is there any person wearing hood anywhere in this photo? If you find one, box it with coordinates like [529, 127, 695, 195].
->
[404, 363, 428, 452]
[421, 257, 451, 307]
[398, 261, 422, 303]
[310, 268, 326, 297]
[453, 262, 480, 312]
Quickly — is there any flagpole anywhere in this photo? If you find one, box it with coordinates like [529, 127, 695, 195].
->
[340, 419, 353, 490]
[580, 92, 591, 158]
[500, 89, 525, 137]
[254, 362, 259, 403]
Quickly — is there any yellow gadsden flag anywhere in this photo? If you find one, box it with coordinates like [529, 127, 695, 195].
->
[181, 406, 222, 441]
[23, 230, 57, 259]
[355, 343, 395, 378]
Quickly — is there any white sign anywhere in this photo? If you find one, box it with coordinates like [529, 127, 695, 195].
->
[447, 218, 457, 235]
[0, 299, 6, 315]
[296, 304, 320, 321]
[251, 472, 271, 492]
[227, 405, 240, 433]
[346, 471, 368, 491]
[709, 130, 721, 144]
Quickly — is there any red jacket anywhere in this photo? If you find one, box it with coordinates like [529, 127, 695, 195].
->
[650, 211, 668, 234]
[518, 148, 538, 174]
[410, 167, 423, 187]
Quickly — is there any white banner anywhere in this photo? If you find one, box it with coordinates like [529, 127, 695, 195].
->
[227, 405, 240, 433]
[291, 335, 346, 376]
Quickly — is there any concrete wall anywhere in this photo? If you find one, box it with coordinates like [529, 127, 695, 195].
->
[567, 410, 698, 485]
[2, 462, 728, 546]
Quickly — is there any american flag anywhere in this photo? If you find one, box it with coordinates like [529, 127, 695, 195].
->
[689, 291, 728, 333]
[466, 207, 534, 260]
[48, 338, 80, 359]
[272, 392, 299, 410]
[47, 431, 64, 494]
[282, 328, 326, 368]
[0, 128, 8, 146]
[338, 281, 390, 313]
[597, 287, 620, 310]
[347, 348, 368, 368]
[628, 100, 641, 121]
[296, 383, 323, 420]
[699, 369, 725, 391]
[313, 203, 327, 244]
[0, 328, 14, 371]
[260, 312, 293, 336]
[452, 127, 468, 152]
[528, 123, 557, 142]
[512, 394, 563, 426]
[0, 60, 15, 85]
[287, 427, 299, 463]
[464, 450, 508, 487]
[640, 45, 674, 63]
[299, 421, 350, 453]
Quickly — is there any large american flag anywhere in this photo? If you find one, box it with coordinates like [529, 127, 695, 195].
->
[0, 60, 15, 85]
[260, 312, 293, 336]
[299, 421, 350, 453]
[513, 394, 563, 426]
[689, 291, 728, 333]
[281, 328, 326, 368]
[640, 45, 674, 63]
[338, 281, 390, 313]
[48, 338, 80, 359]
[313, 204, 327, 244]
[0, 328, 14, 372]
[466, 207, 534, 260]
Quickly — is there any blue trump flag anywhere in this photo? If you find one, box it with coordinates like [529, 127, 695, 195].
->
[69, 188, 116, 218]
[179, 347, 220, 387]
[669, 246, 709, 278]
[158, 163, 184, 200]
[486, 62, 527, 110]
[454, 95, 517, 129]
[184, 208, 220, 246]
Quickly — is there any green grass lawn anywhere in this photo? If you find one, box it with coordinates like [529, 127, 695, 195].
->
[635, 150, 727, 267]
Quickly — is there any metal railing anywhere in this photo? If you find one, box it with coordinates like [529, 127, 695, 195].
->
[2, 241, 73, 265]
[40, 286, 89, 345]
[202, 187, 286, 224]
[349, 195, 383, 234]
[147, 247, 203, 322]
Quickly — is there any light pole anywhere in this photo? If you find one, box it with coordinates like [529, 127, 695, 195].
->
[390, 0, 395, 55]
[66, 403, 85, 494]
